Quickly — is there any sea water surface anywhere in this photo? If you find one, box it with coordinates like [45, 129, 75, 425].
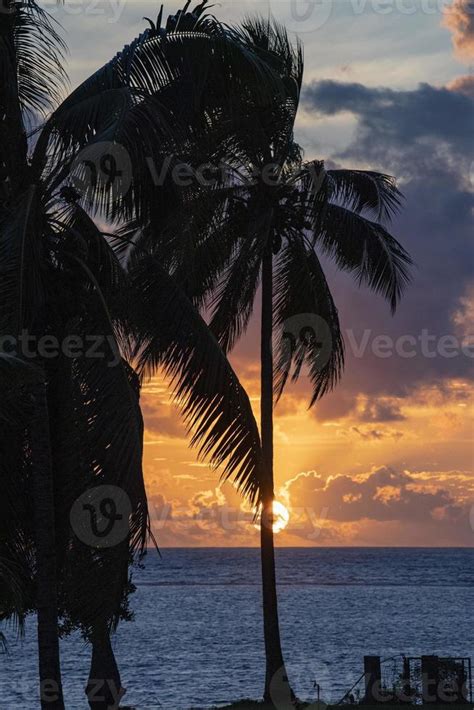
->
[1, 548, 473, 709]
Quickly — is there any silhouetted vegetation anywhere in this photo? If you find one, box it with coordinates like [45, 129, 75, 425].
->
[0, 1, 412, 708]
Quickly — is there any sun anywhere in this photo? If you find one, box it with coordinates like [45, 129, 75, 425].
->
[271, 501, 290, 534]
[254, 500, 291, 534]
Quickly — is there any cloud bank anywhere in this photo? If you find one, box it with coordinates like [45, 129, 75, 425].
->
[443, 0, 474, 61]
[301, 77, 474, 404]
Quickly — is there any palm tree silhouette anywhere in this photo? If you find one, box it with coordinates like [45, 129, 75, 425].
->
[1, 2, 269, 706]
[150, 18, 412, 703]
[0, 358, 34, 632]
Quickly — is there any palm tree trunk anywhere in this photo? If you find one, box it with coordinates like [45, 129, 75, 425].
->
[31, 381, 65, 710]
[260, 244, 294, 705]
[86, 625, 123, 710]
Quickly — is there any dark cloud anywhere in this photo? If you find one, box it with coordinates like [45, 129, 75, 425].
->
[146, 417, 184, 439]
[312, 394, 406, 424]
[287, 466, 468, 525]
[142, 401, 186, 439]
[350, 426, 404, 441]
[148, 493, 173, 521]
[303, 79, 474, 174]
[358, 399, 406, 423]
[310, 389, 357, 421]
[301, 78, 474, 405]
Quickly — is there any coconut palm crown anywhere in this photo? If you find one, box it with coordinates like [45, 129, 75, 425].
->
[131, 17, 413, 703]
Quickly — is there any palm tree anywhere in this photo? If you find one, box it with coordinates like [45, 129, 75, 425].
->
[141, 18, 412, 703]
[1, 2, 270, 706]
[0, 355, 36, 683]
[0, 358, 35, 637]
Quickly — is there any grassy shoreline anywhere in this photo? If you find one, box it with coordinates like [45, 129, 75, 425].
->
[201, 700, 474, 710]
[203, 704, 474, 710]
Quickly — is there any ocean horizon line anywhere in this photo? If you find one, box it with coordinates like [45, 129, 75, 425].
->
[142, 545, 474, 550]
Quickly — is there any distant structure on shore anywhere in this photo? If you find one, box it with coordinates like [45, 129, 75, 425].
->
[339, 655, 472, 705]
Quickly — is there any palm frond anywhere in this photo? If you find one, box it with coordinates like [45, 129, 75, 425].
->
[315, 204, 412, 313]
[0, 556, 28, 625]
[120, 184, 244, 308]
[41, 244, 153, 634]
[239, 16, 303, 99]
[50, 341, 148, 633]
[0, 186, 47, 336]
[208, 229, 265, 353]
[0, 354, 43, 426]
[64, 254, 150, 555]
[327, 169, 403, 222]
[1, 0, 67, 201]
[126, 256, 263, 504]
[274, 238, 345, 405]
[0, 357, 38, 628]
[0, 9, 26, 196]
[59, 203, 126, 297]
[6, 0, 67, 118]
[234, 17, 303, 164]
[37, 3, 283, 222]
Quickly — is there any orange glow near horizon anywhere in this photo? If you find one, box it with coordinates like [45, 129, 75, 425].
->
[141, 369, 474, 548]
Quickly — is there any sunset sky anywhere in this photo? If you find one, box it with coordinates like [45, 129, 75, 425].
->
[55, 0, 473, 546]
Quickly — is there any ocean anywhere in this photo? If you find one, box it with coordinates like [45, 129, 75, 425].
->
[1, 548, 473, 709]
